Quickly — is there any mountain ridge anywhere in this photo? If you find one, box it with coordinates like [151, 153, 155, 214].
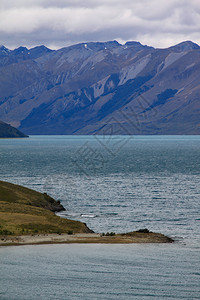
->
[0, 40, 200, 135]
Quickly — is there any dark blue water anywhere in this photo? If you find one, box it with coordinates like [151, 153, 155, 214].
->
[0, 135, 200, 299]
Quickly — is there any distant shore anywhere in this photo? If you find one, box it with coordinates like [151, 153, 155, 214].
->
[0, 231, 174, 247]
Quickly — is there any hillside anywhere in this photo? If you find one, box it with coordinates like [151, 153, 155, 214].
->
[0, 181, 174, 244]
[0, 120, 28, 138]
[0, 181, 92, 235]
[0, 41, 200, 135]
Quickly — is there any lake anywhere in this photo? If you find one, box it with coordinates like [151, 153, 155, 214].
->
[0, 135, 200, 299]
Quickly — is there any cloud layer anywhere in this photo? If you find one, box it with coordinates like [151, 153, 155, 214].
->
[0, 0, 200, 49]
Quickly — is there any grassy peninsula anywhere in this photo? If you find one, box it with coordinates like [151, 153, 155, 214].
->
[0, 181, 92, 236]
[0, 181, 174, 246]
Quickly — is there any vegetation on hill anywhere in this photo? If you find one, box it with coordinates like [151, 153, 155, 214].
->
[0, 121, 28, 138]
[0, 181, 92, 235]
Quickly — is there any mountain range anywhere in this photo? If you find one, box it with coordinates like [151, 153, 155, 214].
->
[0, 40, 200, 135]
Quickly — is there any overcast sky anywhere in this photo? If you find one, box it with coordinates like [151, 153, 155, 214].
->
[0, 0, 200, 50]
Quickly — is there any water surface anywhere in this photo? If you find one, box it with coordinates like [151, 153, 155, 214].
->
[0, 135, 200, 299]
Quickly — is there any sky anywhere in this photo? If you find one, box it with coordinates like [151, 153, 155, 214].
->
[0, 0, 200, 50]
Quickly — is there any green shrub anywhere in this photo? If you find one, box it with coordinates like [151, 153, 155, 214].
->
[0, 229, 13, 235]
[105, 232, 115, 236]
[67, 230, 73, 235]
[110, 232, 115, 236]
[136, 228, 149, 233]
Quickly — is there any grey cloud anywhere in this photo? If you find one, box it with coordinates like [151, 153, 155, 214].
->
[0, 0, 200, 49]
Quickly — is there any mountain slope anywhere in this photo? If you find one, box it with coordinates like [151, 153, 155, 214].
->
[0, 120, 28, 138]
[0, 41, 200, 135]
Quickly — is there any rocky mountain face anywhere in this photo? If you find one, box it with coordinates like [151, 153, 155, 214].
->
[0, 40, 200, 135]
[0, 120, 28, 138]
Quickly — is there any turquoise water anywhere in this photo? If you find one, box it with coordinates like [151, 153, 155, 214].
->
[0, 135, 200, 299]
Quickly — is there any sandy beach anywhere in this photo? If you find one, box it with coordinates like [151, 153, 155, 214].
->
[0, 232, 174, 246]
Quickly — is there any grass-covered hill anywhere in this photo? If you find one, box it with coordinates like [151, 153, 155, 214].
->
[0, 121, 28, 138]
[0, 181, 92, 235]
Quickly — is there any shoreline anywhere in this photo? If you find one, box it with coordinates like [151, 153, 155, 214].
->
[0, 232, 174, 247]
[0, 181, 174, 247]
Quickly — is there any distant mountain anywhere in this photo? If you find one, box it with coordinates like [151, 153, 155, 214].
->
[0, 120, 28, 138]
[0, 40, 200, 135]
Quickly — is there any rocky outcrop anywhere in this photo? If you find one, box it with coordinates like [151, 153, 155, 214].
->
[123, 230, 174, 243]
[42, 193, 65, 212]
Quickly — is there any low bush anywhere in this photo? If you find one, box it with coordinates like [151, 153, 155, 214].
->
[0, 229, 13, 235]
[67, 230, 73, 235]
[105, 232, 115, 236]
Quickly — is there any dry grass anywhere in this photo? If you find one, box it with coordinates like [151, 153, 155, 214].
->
[0, 181, 174, 244]
[0, 181, 91, 235]
[0, 180, 63, 211]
